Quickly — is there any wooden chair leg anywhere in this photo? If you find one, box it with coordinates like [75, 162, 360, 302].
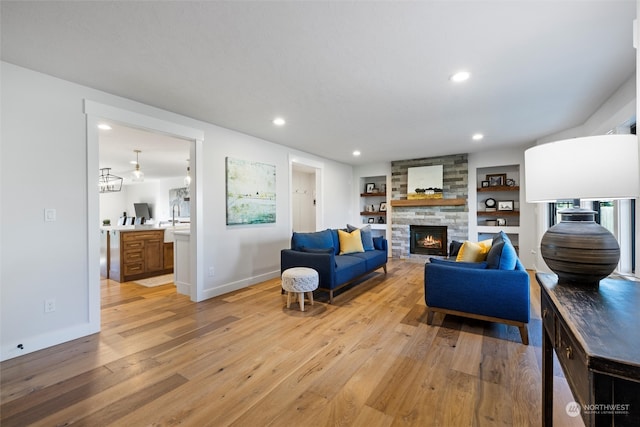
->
[518, 324, 529, 345]
[307, 291, 314, 306]
[286, 291, 292, 308]
[299, 292, 305, 311]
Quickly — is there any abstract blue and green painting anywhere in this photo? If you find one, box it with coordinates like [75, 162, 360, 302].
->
[226, 157, 276, 225]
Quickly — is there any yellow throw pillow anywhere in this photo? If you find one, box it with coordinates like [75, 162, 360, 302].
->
[456, 239, 492, 262]
[338, 229, 365, 254]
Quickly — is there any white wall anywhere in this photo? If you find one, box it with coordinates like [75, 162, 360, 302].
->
[0, 62, 354, 360]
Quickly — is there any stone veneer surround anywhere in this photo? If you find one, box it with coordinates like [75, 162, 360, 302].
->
[391, 154, 468, 261]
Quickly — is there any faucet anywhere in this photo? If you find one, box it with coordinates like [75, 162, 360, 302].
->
[172, 203, 180, 225]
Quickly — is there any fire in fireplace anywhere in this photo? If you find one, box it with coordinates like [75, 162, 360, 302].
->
[410, 225, 448, 256]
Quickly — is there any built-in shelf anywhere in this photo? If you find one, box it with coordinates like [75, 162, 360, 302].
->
[478, 210, 519, 216]
[360, 211, 386, 216]
[361, 192, 387, 197]
[390, 198, 466, 207]
[477, 185, 519, 192]
[477, 225, 520, 233]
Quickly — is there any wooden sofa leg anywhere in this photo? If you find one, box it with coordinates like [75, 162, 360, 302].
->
[518, 324, 529, 345]
[426, 309, 435, 325]
[329, 290, 334, 305]
[383, 264, 387, 274]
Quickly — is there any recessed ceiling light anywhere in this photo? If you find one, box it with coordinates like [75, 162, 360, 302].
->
[98, 124, 112, 130]
[472, 133, 484, 141]
[273, 117, 286, 126]
[352, 150, 361, 157]
[450, 71, 471, 83]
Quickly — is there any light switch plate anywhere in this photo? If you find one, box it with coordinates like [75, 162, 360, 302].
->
[44, 208, 56, 222]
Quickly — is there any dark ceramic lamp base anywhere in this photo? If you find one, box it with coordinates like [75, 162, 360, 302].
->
[541, 207, 620, 286]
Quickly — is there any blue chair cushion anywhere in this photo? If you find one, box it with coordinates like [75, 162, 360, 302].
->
[429, 257, 487, 269]
[486, 239, 518, 270]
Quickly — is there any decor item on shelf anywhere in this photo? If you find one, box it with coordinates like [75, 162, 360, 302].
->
[368, 218, 375, 223]
[481, 180, 489, 188]
[484, 198, 496, 210]
[99, 167, 123, 193]
[184, 159, 191, 187]
[497, 200, 514, 211]
[365, 183, 375, 193]
[379, 202, 387, 212]
[131, 149, 144, 182]
[525, 134, 639, 286]
[497, 218, 507, 226]
[506, 178, 516, 187]
[378, 217, 384, 224]
[486, 173, 506, 186]
[381, 184, 386, 193]
[485, 219, 497, 226]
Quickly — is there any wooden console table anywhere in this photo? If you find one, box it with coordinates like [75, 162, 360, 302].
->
[537, 273, 640, 426]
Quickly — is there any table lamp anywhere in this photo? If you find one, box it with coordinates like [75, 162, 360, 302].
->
[524, 134, 639, 286]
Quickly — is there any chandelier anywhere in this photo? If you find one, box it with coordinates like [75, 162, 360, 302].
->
[99, 168, 123, 193]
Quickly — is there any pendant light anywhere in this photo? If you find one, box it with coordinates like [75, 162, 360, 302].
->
[184, 159, 192, 187]
[131, 149, 144, 182]
[99, 168, 123, 193]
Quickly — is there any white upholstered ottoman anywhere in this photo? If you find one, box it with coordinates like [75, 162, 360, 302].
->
[281, 267, 319, 312]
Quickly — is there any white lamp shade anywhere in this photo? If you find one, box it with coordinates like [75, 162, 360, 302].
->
[525, 134, 639, 202]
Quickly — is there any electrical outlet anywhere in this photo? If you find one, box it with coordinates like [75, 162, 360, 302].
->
[208, 267, 215, 277]
[44, 208, 56, 222]
[44, 298, 56, 313]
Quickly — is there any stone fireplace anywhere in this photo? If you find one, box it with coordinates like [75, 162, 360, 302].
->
[410, 225, 448, 256]
[390, 154, 468, 261]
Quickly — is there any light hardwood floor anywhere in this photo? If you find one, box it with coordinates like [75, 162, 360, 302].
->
[1, 259, 584, 426]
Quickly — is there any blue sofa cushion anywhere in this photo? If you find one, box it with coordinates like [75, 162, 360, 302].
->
[292, 229, 335, 252]
[330, 229, 344, 255]
[486, 237, 518, 270]
[334, 254, 367, 286]
[347, 224, 375, 251]
[429, 257, 487, 269]
[373, 236, 385, 251]
[301, 247, 333, 254]
[348, 250, 388, 271]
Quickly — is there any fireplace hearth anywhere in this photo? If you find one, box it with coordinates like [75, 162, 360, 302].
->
[410, 225, 448, 256]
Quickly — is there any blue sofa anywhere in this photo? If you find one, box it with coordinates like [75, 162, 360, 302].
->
[424, 231, 530, 344]
[281, 228, 388, 303]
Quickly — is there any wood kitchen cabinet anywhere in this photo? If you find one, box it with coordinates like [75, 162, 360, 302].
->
[109, 229, 173, 282]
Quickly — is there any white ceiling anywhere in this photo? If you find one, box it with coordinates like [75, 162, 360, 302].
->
[98, 122, 191, 183]
[1, 1, 637, 168]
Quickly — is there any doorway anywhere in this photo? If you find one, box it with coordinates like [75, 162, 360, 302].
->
[85, 100, 205, 333]
[290, 157, 323, 232]
[98, 122, 192, 285]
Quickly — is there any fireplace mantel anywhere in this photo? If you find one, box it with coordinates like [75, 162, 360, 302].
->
[390, 198, 466, 207]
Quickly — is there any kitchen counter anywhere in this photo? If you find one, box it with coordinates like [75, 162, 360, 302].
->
[101, 227, 180, 282]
